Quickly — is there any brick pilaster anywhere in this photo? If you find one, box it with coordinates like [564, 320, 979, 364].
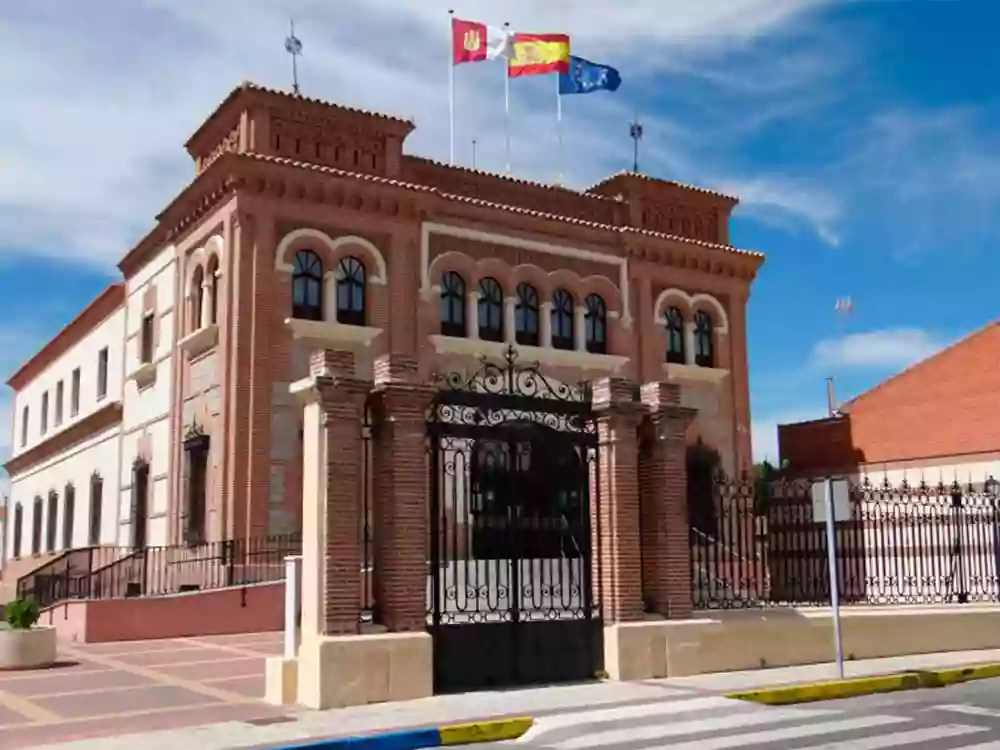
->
[640, 382, 697, 618]
[592, 376, 644, 623]
[371, 354, 432, 631]
[308, 349, 371, 635]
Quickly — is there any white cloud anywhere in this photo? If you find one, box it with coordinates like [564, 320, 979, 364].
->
[751, 407, 826, 464]
[811, 328, 946, 371]
[0, 0, 832, 268]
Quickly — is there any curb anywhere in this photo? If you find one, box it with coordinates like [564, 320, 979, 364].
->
[272, 717, 533, 750]
[727, 662, 1000, 705]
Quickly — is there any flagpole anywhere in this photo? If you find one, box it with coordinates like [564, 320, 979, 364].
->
[448, 9, 455, 165]
[556, 73, 564, 186]
[504, 21, 511, 175]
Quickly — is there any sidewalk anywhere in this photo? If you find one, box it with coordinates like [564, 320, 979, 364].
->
[20, 648, 1000, 750]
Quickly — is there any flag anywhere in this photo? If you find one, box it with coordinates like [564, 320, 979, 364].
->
[452, 18, 512, 64]
[508, 33, 571, 77]
[559, 56, 622, 95]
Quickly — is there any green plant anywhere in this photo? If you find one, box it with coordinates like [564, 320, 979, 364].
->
[4, 597, 40, 630]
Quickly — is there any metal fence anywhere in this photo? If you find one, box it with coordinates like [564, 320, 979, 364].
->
[18, 534, 303, 608]
[691, 477, 1000, 609]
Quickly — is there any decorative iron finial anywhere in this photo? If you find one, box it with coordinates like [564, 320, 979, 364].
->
[285, 17, 303, 95]
[629, 119, 644, 173]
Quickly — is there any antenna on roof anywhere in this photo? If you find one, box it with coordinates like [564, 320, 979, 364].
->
[827, 297, 854, 416]
[285, 17, 303, 95]
[629, 119, 644, 173]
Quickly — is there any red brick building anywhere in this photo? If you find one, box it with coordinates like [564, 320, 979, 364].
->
[779, 321, 1000, 486]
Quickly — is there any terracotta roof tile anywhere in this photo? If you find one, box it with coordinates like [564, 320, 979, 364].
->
[243, 152, 763, 258]
[587, 171, 740, 204]
[404, 156, 617, 203]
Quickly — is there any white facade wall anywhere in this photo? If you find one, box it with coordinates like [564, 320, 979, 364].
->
[120, 245, 177, 548]
[855, 457, 1000, 489]
[9, 308, 125, 459]
[4, 307, 126, 562]
[8, 426, 121, 555]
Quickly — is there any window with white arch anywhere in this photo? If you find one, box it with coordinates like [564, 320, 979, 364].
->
[190, 265, 204, 332]
[694, 310, 714, 367]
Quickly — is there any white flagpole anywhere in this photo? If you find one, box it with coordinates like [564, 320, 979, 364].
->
[556, 73, 564, 186]
[448, 10, 455, 165]
[504, 21, 511, 175]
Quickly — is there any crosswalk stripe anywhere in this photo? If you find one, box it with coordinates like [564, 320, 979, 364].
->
[516, 696, 764, 741]
[552, 706, 846, 749]
[579, 715, 910, 750]
[930, 704, 1000, 718]
[790, 723, 988, 750]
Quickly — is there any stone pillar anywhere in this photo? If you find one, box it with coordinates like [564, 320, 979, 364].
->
[639, 381, 697, 618]
[467, 290, 480, 340]
[574, 305, 587, 352]
[540, 301, 553, 348]
[372, 354, 433, 631]
[503, 297, 517, 343]
[592, 377, 644, 623]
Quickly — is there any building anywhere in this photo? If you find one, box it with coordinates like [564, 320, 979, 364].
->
[778, 320, 1000, 486]
[1, 83, 762, 633]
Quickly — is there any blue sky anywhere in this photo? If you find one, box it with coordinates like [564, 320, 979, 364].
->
[0, 0, 997, 491]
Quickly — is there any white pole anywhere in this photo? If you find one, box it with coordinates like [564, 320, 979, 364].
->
[283, 554, 302, 660]
[556, 74, 564, 186]
[448, 10, 455, 165]
[823, 477, 845, 680]
[504, 22, 511, 175]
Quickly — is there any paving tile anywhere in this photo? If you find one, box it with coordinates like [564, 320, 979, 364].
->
[207, 675, 264, 698]
[1, 669, 154, 697]
[0, 703, 31, 727]
[156, 657, 263, 681]
[35, 684, 210, 719]
[0, 702, 287, 750]
[0, 662, 97, 683]
[113, 647, 216, 667]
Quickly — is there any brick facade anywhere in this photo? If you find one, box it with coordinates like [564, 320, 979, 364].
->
[6, 83, 764, 631]
[780, 321, 1000, 477]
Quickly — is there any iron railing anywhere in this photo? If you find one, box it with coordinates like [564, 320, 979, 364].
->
[18, 534, 302, 608]
[692, 477, 1000, 609]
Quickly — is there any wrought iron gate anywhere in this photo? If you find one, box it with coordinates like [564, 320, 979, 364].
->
[426, 346, 603, 692]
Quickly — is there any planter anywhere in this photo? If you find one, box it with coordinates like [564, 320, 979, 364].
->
[0, 626, 57, 670]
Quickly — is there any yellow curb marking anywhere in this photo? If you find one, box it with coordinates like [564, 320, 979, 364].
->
[728, 663, 1000, 706]
[59, 645, 254, 705]
[439, 717, 534, 745]
[0, 686, 62, 723]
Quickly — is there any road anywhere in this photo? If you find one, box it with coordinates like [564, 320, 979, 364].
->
[494, 677, 1000, 750]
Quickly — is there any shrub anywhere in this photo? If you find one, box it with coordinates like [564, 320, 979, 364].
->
[4, 597, 40, 630]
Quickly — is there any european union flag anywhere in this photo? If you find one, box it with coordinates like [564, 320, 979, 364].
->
[559, 56, 622, 95]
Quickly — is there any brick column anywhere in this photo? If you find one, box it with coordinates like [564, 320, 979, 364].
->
[297, 349, 370, 638]
[592, 377, 644, 623]
[639, 382, 697, 618]
[371, 354, 432, 632]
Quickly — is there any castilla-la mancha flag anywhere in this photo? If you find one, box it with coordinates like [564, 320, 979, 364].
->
[452, 18, 513, 64]
[508, 33, 571, 77]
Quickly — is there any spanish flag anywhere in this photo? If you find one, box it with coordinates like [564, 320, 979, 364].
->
[508, 33, 571, 77]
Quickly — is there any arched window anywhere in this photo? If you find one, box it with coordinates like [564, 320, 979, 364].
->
[551, 288, 575, 351]
[694, 310, 714, 367]
[63, 483, 75, 550]
[190, 265, 204, 331]
[439, 271, 466, 337]
[477, 277, 504, 342]
[45, 490, 58, 553]
[292, 250, 324, 321]
[515, 283, 539, 346]
[206, 256, 219, 325]
[30, 496, 42, 556]
[12, 504, 22, 558]
[336, 256, 366, 326]
[584, 294, 607, 354]
[665, 307, 686, 364]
